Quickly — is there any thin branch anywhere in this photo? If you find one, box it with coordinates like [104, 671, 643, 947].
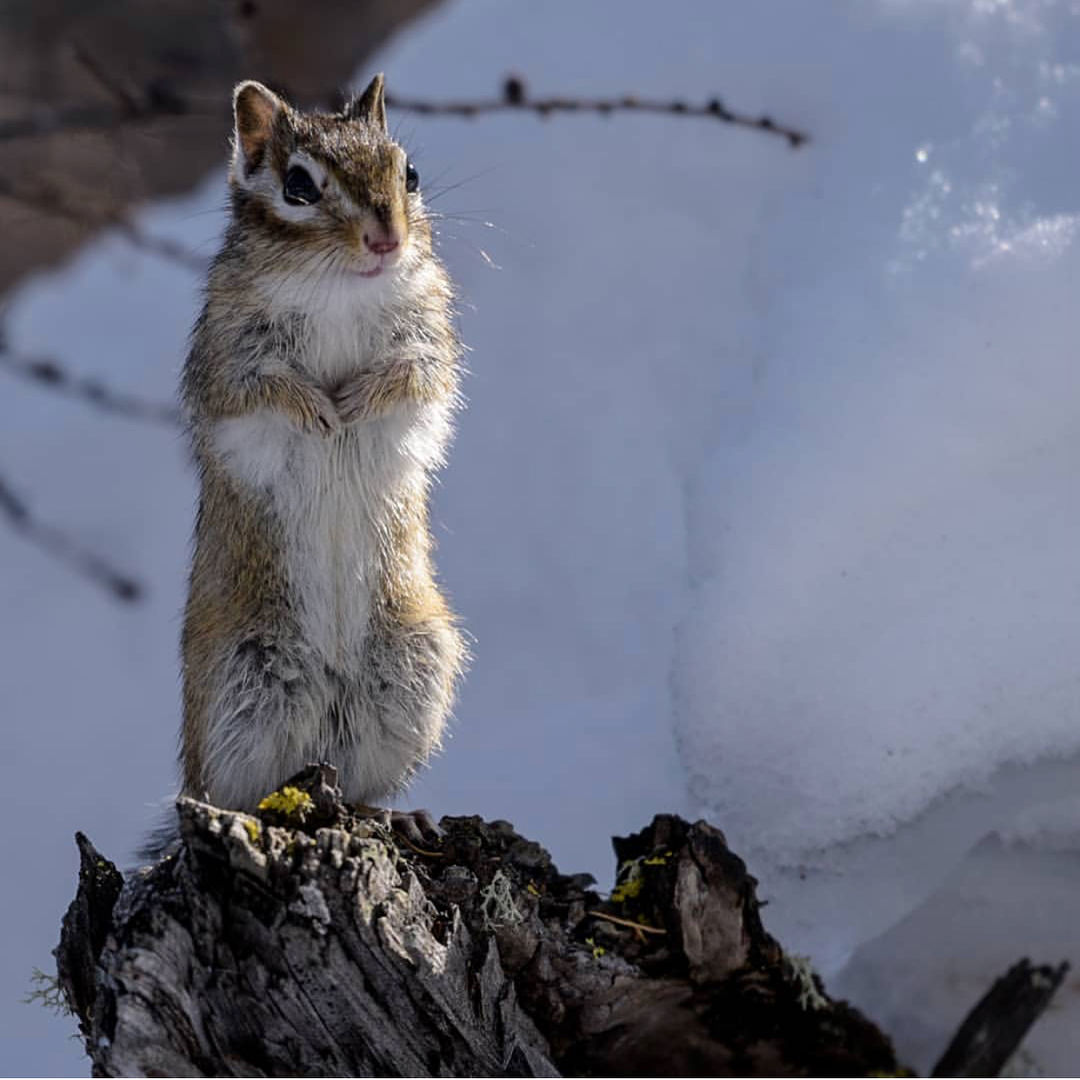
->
[111, 221, 210, 273]
[0, 82, 194, 142]
[0, 348, 180, 426]
[0, 471, 143, 602]
[2, 77, 808, 148]
[386, 75, 809, 148]
[586, 910, 666, 935]
[71, 41, 145, 117]
[0, 177, 208, 272]
[931, 958, 1070, 1078]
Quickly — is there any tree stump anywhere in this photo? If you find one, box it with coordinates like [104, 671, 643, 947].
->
[55, 762, 1024, 1077]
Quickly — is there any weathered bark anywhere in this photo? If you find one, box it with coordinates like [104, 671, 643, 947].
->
[55, 763, 913, 1077]
[55, 831, 124, 1043]
[931, 958, 1071, 1078]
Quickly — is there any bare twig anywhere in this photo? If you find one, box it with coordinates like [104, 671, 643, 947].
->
[2, 77, 808, 148]
[0, 99, 186, 142]
[0, 471, 143, 601]
[0, 348, 180, 426]
[111, 221, 210, 273]
[0, 81, 193, 142]
[586, 910, 667, 936]
[71, 42, 145, 117]
[932, 958, 1070, 1078]
[386, 75, 809, 147]
[0, 178, 208, 272]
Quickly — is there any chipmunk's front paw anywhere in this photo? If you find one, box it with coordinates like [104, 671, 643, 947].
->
[304, 387, 342, 435]
[332, 373, 376, 425]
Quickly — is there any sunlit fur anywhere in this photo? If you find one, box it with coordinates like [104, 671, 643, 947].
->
[179, 77, 466, 813]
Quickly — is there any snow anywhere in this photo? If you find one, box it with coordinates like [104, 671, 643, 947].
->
[670, 0, 1080, 979]
[835, 829, 1080, 1076]
[2, 0, 1079, 1073]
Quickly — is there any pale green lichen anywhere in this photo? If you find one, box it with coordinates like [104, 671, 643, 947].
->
[23, 968, 70, 1016]
[257, 786, 314, 821]
[585, 936, 606, 959]
[479, 870, 523, 930]
[783, 953, 828, 1011]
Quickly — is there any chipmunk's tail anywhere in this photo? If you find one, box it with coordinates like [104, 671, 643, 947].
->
[132, 798, 182, 869]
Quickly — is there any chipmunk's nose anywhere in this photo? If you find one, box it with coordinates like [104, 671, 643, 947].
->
[363, 232, 400, 255]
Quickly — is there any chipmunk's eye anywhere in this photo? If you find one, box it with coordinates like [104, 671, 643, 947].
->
[283, 165, 321, 206]
[405, 160, 420, 194]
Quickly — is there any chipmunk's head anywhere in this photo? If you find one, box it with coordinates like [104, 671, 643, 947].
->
[228, 75, 427, 287]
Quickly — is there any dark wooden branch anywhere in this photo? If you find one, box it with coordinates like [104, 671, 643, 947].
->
[0, 90, 192, 142]
[0, 346, 181, 425]
[1, 77, 808, 149]
[71, 40, 148, 118]
[55, 764, 903, 1077]
[0, 177, 210, 273]
[386, 76, 809, 148]
[0, 471, 144, 602]
[0, 342, 166, 600]
[931, 958, 1070, 1078]
[0, 340, 169, 603]
[54, 832, 125, 1042]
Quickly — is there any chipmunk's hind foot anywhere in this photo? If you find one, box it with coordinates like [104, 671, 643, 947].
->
[356, 803, 444, 855]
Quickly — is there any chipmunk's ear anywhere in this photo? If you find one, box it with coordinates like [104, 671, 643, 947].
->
[232, 81, 282, 179]
[346, 73, 388, 134]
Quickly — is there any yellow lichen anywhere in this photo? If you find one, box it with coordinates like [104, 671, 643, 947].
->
[610, 850, 673, 904]
[242, 819, 261, 844]
[611, 859, 645, 904]
[526, 882, 541, 897]
[585, 936, 606, 960]
[257, 786, 315, 820]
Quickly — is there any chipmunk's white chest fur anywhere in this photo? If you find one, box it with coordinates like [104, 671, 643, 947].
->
[212, 281, 449, 670]
[214, 412, 408, 666]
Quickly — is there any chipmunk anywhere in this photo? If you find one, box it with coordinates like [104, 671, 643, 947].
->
[170, 74, 465, 844]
